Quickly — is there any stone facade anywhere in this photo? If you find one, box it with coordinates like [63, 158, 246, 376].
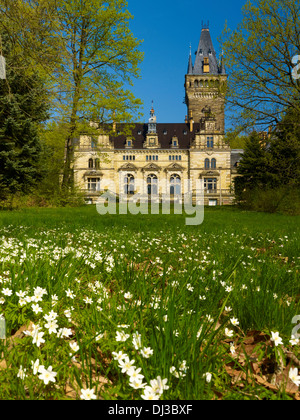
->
[73, 27, 241, 206]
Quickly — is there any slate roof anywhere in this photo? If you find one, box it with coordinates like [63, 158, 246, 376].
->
[111, 123, 201, 150]
[188, 28, 225, 76]
[230, 149, 244, 168]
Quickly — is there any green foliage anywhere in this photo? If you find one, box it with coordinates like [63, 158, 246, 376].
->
[236, 187, 300, 215]
[268, 108, 300, 187]
[224, 130, 248, 149]
[0, 0, 144, 190]
[234, 132, 272, 197]
[221, 0, 300, 131]
[234, 106, 300, 214]
[0, 207, 299, 399]
[0, 35, 49, 202]
[36, 121, 66, 195]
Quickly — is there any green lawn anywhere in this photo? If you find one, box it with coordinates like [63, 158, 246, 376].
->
[0, 206, 299, 400]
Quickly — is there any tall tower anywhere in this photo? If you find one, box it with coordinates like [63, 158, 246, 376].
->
[185, 24, 227, 133]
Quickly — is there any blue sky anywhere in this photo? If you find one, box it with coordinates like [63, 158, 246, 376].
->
[127, 0, 246, 124]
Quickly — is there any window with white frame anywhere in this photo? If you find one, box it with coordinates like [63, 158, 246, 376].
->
[87, 178, 100, 192]
[204, 178, 217, 192]
[147, 174, 158, 195]
[170, 174, 181, 195]
[124, 174, 135, 195]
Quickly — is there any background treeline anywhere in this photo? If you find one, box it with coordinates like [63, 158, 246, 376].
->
[223, 0, 300, 215]
[0, 0, 143, 209]
[232, 108, 300, 215]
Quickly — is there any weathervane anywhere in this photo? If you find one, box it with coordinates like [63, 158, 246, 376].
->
[202, 20, 209, 30]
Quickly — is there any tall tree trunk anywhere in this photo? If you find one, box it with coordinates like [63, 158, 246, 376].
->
[61, 87, 80, 190]
[61, 16, 87, 191]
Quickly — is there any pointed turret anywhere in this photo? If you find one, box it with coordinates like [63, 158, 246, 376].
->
[187, 45, 193, 75]
[219, 50, 226, 75]
[191, 24, 225, 75]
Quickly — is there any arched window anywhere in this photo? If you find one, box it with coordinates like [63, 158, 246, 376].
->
[211, 158, 216, 169]
[204, 158, 210, 169]
[170, 174, 181, 195]
[147, 174, 158, 195]
[88, 158, 93, 169]
[194, 80, 199, 88]
[124, 174, 135, 195]
[95, 158, 100, 170]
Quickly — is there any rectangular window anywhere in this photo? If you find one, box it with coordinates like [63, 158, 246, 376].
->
[87, 178, 100, 192]
[209, 199, 218, 206]
[207, 136, 214, 148]
[204, 178, 217, 192]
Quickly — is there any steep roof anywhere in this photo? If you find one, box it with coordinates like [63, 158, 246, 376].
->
[187, 47, 193, 74]
[111, 123, 201, 150]
[188, 28, 225, 76]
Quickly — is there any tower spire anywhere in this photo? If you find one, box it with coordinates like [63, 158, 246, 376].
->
[184, 26, 227, 133]
[220, 49, 226, 74]
[193, 25, 219, 75]
[187, 43, 193, 74]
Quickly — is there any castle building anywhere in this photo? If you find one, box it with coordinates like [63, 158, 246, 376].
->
[73, 27, 241, 205]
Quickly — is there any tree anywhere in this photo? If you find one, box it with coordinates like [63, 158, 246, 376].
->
[0, 34, 49, 203]
[36, 120, 68, 197]
[268, 107, 300, 186]
[234, 132, 272, 199]
[234, 108, 300, 213]
[221, 0, 300, 132]
[0, 0, 144, 190]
